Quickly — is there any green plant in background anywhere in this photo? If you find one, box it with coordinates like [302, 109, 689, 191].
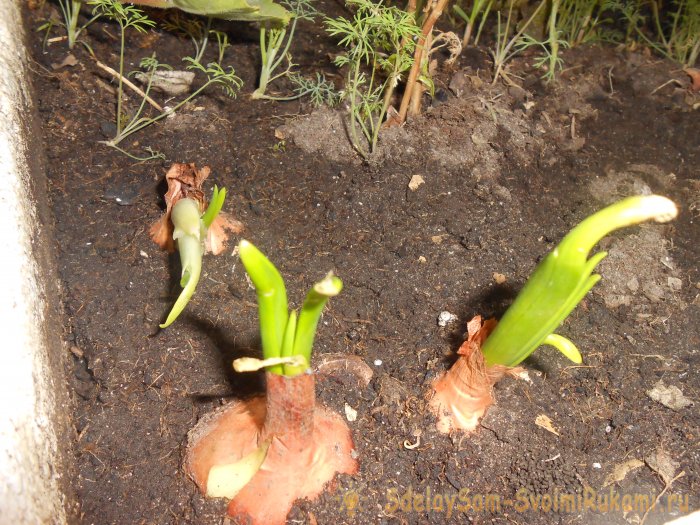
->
[490, 0, 547, 84]
[556, 0, 615, 47]
[325, 0, 421, 157]
[618, 0, 700, 67]
[162, 12, 224, 63]
[41, 0, 103, 49]
[238, 240, 342, 376]
[481, 195, 678, 367]
[251, 0, 314, 99]
[88, 0, 155, 151]
[105, 53, 241, 159]
[453, 0, 494, 47]
[160, 186, 228, 328]
[287, 73, 339, 106]
[517, 0, 569, 81]
[90, 0, 241, 159]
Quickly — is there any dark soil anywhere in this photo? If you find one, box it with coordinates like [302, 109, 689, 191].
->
[25, 2, 699, 524]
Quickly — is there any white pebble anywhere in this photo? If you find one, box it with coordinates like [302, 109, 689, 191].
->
[437, 311, 458, 327]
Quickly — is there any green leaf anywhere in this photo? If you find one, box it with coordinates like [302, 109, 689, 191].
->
[135, 0, 290, 24]
[202, 185, 226, 228]
[290, 272, 342, 374]
[238, 240, 289, 373]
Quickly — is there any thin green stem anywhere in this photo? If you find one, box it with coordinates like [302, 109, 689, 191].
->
[116, 25, 126, 136]
[289, 272, 342, 374]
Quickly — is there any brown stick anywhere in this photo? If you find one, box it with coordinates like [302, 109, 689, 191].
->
[408, 30, 432, 117]
[94, 59, 164, 112]
[397, 0, 449, 124]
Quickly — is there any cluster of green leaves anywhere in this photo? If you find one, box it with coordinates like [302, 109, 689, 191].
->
[238, 241, 342, 376]
[38, 0, 102, 50]
[253, 0, 315, 100]
[325, 0, 421, 157]
[555, 0, 618, 47]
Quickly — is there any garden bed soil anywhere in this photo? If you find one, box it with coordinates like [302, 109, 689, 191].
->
[24, 2, 698, 524]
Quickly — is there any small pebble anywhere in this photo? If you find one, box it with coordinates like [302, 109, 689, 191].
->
[437, 311, 458, 327]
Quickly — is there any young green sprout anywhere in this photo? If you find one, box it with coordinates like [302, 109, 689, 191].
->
[184, 240, 356, 525]
[429, 195, 678, 434]
[160, 186, 227, 328]
[237, 239, 342, 375]
[481, 195, 678, 367]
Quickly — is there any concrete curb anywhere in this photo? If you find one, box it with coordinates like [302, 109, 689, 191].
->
[0, 2, 73, 524]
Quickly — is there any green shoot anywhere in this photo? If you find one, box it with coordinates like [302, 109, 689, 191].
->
[252, 0, 318, 100]
[453, 0, 493, 47]
[481, 195, 678, 367]
[89, 0, 155, 139]
[490, 0, 547, 85]
[160, 188, 227, 328]
[325, 0, 420, 157]
[285, 273, 342, 375]
[238, 240, 342, 376]
[202, 185, 227, 227]
[47, 0, 103, 49]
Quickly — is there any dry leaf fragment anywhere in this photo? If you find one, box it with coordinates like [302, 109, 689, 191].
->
[603, 458, 644, 487]
[535, 414, 560, 436]
[645, 448, 680, 485]
[51, 54, 78, 70]
[646, 380, 693, 411]
[684, 68, 700, 92]
[408, 175, 425, 191]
